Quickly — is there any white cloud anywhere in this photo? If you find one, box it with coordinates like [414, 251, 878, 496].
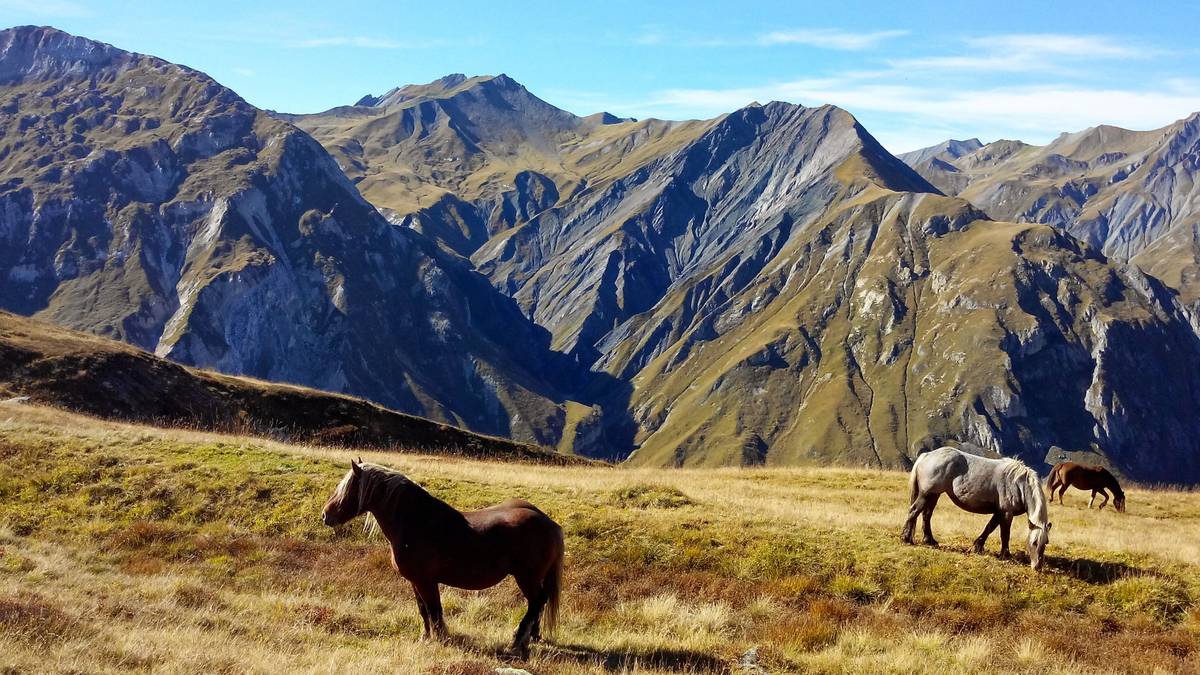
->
[758, 29, 909, 51]
[626, 27, 908, 50]
[891, 33, 1147, 73]
[0, 0, 92, 17]
[233, 67, 255, 77]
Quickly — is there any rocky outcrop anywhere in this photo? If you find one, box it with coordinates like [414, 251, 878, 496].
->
[0, 26, 573, 445]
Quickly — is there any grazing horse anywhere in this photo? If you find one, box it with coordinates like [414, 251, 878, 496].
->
[1047, 462, 1126, 512]
[322, 459, 564, 658]
[902, 446, 1052, 571]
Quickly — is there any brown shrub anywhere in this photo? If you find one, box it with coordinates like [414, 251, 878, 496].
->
[0, 592, 87, 644]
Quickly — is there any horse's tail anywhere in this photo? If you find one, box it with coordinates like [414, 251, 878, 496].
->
[542, 530, 564, 637]
[908, 456, 922, 504]
[1046, 465, 1062, 493]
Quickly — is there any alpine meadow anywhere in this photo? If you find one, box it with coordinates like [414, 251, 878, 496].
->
[3, 5, 1200, 673]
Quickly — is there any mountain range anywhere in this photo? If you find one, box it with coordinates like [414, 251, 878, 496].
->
[3, 26, 1200, 480]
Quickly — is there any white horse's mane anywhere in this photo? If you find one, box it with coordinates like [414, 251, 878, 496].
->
[999, 458, 1048, 528]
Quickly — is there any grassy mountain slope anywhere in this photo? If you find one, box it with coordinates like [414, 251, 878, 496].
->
[2, 403, 1199, 673]
[0, 310, 571, 462]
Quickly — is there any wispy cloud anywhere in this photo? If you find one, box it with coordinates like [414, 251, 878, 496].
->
[627, 26, 908, 50]
[0, 0, 92, 18]
[890, 33, 1148, 73]
[232, 67, 255, 77]
[758, 29, 909, 50]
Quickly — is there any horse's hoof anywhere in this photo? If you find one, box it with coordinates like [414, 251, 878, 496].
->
[924, 539, 939, 547]
[998, 551, 1011, 560]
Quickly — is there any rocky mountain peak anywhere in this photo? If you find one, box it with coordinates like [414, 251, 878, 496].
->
[0, 25, 137, 83]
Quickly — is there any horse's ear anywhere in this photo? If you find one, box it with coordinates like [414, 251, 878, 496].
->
[351, 459, 362, 475]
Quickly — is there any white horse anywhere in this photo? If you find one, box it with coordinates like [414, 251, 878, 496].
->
[902, 446, 1052, 571]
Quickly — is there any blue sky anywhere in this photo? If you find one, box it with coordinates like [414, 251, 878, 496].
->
[3, 0, 1198, 152]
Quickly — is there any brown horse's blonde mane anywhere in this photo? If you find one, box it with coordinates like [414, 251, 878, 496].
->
[338, 463, 416, 538]
[359, 462, 414, 500]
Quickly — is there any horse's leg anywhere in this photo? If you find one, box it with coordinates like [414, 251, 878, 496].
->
[410, 581, 431, 639]
[998, 514, 1013, 559]
[1097, 488, 1110, 510]
[1088, 490, 1097, 509]
[902, 495, 929, 544]
[414, 580, 447, 640]
[974, 512, 1004, 554]
[511, 574, 548, 659]
[921, 494, 940, 546]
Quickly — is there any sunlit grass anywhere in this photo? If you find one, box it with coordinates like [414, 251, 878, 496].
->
[1, 402, 1199, 672]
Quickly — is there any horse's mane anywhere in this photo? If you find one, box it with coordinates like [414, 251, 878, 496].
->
[999, 458, 1048, 528]
[352, 463, 461, 537]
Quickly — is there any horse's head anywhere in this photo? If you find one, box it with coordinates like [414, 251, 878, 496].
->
[1027, 521, 1051, 571]
[1114, 493, 1126, 513]
[322, 459, 367, 527]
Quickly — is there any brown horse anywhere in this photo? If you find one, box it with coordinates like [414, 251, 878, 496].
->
[322, 459, 564, 658]
[1047, 462, 1126, 512]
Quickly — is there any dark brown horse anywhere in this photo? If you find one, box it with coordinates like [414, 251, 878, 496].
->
[1047, 462, 1126, 512]
[322, 459, 564, 658]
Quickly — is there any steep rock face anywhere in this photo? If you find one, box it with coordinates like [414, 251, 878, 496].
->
[902, 117, 1200, 307]
[472, 102, 934, 362]
[0, 26, 570, 445]
[602, 186, 1200, 482]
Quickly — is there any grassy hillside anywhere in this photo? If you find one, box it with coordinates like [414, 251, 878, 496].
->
[2, 402, 1199, 673]
[0, 311, 572, 464]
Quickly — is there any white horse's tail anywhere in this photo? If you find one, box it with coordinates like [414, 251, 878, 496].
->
[908, 457, 921, 504]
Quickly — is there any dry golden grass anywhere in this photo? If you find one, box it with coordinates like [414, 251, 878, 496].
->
[2, 401, 1200, 673]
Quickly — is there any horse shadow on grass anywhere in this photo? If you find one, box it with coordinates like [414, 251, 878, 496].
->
[1042, 554, 1156, 585]
[448, 634, 728, 672]
[923, 543, 1153, 585]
